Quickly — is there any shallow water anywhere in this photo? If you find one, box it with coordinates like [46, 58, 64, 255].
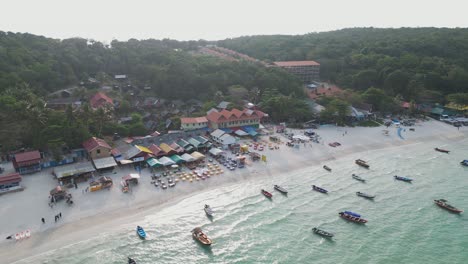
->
[14, 138, 468, 264]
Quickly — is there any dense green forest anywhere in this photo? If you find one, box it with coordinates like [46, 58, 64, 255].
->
[0, 31, 305, 152]
[218, 28, 468, 101]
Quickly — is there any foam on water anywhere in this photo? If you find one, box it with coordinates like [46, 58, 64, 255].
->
[14, 137, 468, 264]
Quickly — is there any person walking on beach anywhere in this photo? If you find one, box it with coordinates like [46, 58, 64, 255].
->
[41, 217, 45, 224]
[55, 215, 58, 222]
[59, 212, 62, 219]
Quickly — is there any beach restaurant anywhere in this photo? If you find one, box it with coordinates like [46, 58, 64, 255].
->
[53, 161, 96, 184]
[0, 172, 23, 194]
[92, 156, 117, 172]
[13, 150, 42, 174]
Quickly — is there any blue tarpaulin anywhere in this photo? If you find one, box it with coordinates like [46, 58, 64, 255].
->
[242, 126, 258, 137]
[220, 128, 233, 133]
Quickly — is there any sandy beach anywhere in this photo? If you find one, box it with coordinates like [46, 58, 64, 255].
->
[0, 120, 466, 263]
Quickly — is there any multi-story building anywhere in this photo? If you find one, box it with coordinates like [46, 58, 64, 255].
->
[206, 108, 267, 129]
[273, 61, 320, 83]
[180, 117, 209, 131]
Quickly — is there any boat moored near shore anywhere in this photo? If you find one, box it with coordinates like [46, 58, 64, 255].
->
[435, 147, 450, 153]
[394, 175, 413, 182]
[339, 211, 368, 224]
[312, 227, 334, 238]
[323, 165, 332, 172]
[352, 174, 366, 182]
[261, 189, 273, 198]
[356, 191, 375, 199]
[312, 185, 328, 193]
[192, 227, 212, 245]
[274, 185, 288, 194]
[355, 159, 370, 168]
[460, 160, 468, 167]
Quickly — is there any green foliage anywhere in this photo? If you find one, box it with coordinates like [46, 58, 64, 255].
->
[262, 95, 311, 122]
[446, 93, 468, 105]
[219, 28, 468, 100]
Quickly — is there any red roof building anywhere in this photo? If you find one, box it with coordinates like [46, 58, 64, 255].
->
[148, 144, 166, 158]
[206, 108, 267, 130]
[82, 137, 112, 160]
[0, 172, 23, 193]
[90, 92, 113, 109]
[274, 60, 320, 83]
[12, 150, 42, 174]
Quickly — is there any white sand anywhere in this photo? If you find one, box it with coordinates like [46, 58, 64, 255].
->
[0, 120, 465, 263]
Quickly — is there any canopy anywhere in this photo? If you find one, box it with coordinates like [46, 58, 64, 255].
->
[159, 143, 177, 155]
[123, 173, 140, 181]
[235, 130, 249, 136]
[188, 138, 202, 148]
[119, 159, 134, 165]
[190, 151, 205, 160]
[170, 154, 185, 164]
[158, 156, 176, 166]
[209, 147, 224, 156]
[92, 157, 117, 170]
[54, 161, 96, 179]
[146, 157, 163, 168]
[242, 126, 258, 137]
[292, 135, 309, 141]
[181, 153, 196, 162]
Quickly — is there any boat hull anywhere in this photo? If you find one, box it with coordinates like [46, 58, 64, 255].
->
[274, 185, 288, 194]
[434, 200, 463, 213]
[339, 212, 367, 224]
[312, 185, 328, 193]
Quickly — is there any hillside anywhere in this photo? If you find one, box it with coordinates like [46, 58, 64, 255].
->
[218, 28, 468, 100]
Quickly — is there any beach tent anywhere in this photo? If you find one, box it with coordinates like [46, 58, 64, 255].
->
[242, 126, 258, 137]
[188, 138, 202, 149]
[190, 151, 205, 161]
[181, 153, 196, 162]
[146, 157, 163, 168]
[209, 147, 225, 156]
[92, 157, 118, 170]
[219, 134, 236, 145]
[177, 139, 195, 153]
[170, 154, 185, 164]
[158, 156, 176, 166]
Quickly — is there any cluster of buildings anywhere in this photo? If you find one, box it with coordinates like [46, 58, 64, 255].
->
[273, 61, 321, 83]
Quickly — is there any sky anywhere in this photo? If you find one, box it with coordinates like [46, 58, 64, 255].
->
[1, 0, 467, 42]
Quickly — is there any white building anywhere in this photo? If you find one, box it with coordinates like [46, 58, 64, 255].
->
[180, 117, 208, 131]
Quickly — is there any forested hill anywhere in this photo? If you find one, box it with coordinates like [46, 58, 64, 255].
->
[218, 28, 468, 100]
[0, 31, 302, 100]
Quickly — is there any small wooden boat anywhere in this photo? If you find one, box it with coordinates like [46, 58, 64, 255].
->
[355, 159, 369, 168]
[136, 226, 146, 239]
[312, 185, 328, 193]
[261, 189, 273, 198]
[460, 160, 468, 167]
[204, 204, 214, 217]
[274, 185, 288, 194]
[394, 175, 413, 182]
[356, 191, 375, 199]
[339, 212, 367, 224]
[435, 147, 450, 153]
[312, 227, 334, 238]
[323, 165, 332, 172]
[192, 227, 212, 245]
[352, 174, 366, 182]
[128, 257, 137, 264]
[434, 199, 463, 213]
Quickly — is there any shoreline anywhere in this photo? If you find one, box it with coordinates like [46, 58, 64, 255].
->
[1, 122, 466, 263]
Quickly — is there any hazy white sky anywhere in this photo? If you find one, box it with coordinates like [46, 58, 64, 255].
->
[1, 0, 467, 41]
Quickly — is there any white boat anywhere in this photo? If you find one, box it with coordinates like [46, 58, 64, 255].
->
[204, 204, 213, 216]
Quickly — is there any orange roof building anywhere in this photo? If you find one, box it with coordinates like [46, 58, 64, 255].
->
[205, 108, 267, 130]
[90, 92, 113, 109]
[274, 60, 320, 83]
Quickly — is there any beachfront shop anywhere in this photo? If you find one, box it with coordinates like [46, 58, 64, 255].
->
[92, 156, 118, 173]
[53, 161, 96, 184]
[0, 172, 23, 194]
[12, 150, 42, 174]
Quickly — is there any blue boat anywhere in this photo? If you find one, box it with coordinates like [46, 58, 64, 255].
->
[312, 185, 328, 193]
[394, 175, 413, 182]
[344, 211, 361, 218]
[461, 160, 468, 167]
[136, 226, 146, 239]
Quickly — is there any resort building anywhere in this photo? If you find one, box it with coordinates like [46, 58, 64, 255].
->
[13, 150, 42, 174]
[180, 117, 208, 131]
[83, 137, 112, 160]
[273, 61, 320, 83]
[0, 172, 23, 194]
[206, 108, 267, 129]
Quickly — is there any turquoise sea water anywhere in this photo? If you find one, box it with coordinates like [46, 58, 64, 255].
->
[15, 138, 468, 264]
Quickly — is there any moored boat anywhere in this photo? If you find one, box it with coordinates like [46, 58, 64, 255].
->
[312, 185, 328, 193]
[352, 174, 366, 182]
[312, 227, 334, 238]
[274, 185, 288, 194]
[435, 147, 450, 153]
[323, 165, 332, 172]
[394, 175, 413, 182]
[460, 160, 468, 166]
[339, 211, 367, 224]
[192, 227, 212, 245]
[261, 189, 273, 198]
[128, 257, 137, 264]
[355, 159, 369, 168]
[434, 199, 463, 213]
[356, 191, 375, 199]
[136, 226, 146, 239]
[204, 204, 213, 216]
